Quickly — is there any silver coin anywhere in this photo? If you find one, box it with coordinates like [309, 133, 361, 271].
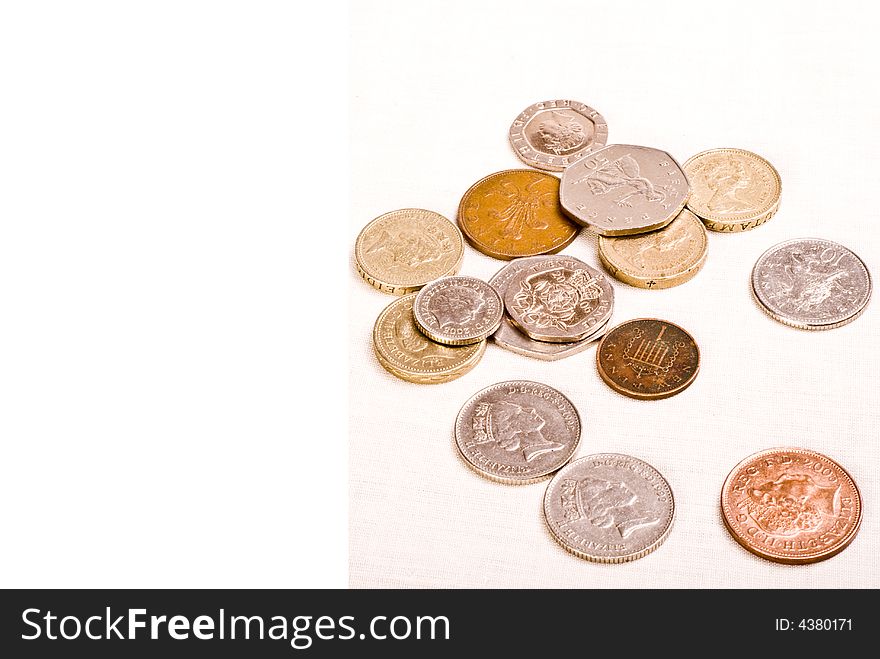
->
[489, 257, 609, 360]
[414, 276, 503, 345]
[502, 255, 614, 343]
[455, 381, 581, 484]
[543, 454, 674, 563]
[508, 100, 608, 172]
[560, 145, 691, 236]
[751, 238, 872, 330]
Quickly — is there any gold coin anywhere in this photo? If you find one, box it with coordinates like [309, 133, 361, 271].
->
[597, 209, 708, 289]
[457, 170, 580, 260]
[683, 148, 781, 232]
[372, 294, 485, 384]
[355, 208, 464, 295]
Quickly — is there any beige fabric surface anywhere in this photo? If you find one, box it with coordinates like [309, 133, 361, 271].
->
[349, 0, 880, 588]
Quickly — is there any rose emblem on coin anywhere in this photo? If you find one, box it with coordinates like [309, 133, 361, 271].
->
[511, 269, 602, 331]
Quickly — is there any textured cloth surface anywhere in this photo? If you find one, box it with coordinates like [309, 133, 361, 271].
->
[350, 1, 880, 588]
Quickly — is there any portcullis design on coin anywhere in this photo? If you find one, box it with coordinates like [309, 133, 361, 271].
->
[543, 454, 675, 563]
[751, 238, 871, 330]
[721, 448, 862, 564]
[508, 100, 608, 172]
[454, 381, 581, 484]
[596, 319, 699, 400]
[413, 276, 503, 346]
[560, 145, 691, 236]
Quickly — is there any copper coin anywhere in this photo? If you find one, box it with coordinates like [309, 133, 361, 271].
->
[413, 276, 503, 346]
[508, 100, 608, 172]
[721, 448, 862, 564]
[596, 319, 699, 400]
[457, 170, 580, 260]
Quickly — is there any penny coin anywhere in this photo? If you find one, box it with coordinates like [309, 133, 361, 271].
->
[683, 148, 781, 232]
[454, 380, 581, 484]
[413, 276, 503, 346]
[503, 256, 614, 343]
[596, 319, 699, 400]
[508, 100, 608, 172]
[489, 257, 608, 360]
[720, 448, 862, 564]
[373, 294, 486, 384]
[560, 144, 691, 236]
[544, 454, 674, 563]
[597, 209, 708, 289]
[457, 170, 580, 260]
[355, 208, 464, 295]
[751, 238, 871, 330]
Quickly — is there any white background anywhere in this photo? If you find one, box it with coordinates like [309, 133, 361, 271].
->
[351, 1, 880, 587]
[0, 2, 346, 587]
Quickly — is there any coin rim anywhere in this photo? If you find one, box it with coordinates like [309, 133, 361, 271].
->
[597, 209, 708, 289]
[355, 208, 464, 294]
[750, 238, 872, 330]
[682, 148, 781, 228]
[543, 454, 675, 563]
[720, 447, 863, 564]
[456, 169, 580, 260]
[595, 318, 700, 400]
[453, 380, 582, 485]
[508, 100, 609, 172]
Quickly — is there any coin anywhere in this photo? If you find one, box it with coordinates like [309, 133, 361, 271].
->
[503, 256, 614, 343]
[544, 454, 674, 563]
[751, 238, 872, 330]
[721, 448, 862, 564]
[597, 209, 708, 289]
[454, 380, 581, 484]
[508, 100, 608, 172]
[683, 148, 781, 232]
[560, 144, 691, 236]
[489, 257, 608, 360]
[413, 276, 503, 346]
[457, 170, 580, 260]
[596, 319, 699, 400]
[355, 208, 464, 295]
[373, 294, 486, 384]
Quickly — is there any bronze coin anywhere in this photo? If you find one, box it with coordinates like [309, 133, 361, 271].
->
[721, 448, 862, 564]
[457, 170, 580, 260]
[596, 319, 699, 400]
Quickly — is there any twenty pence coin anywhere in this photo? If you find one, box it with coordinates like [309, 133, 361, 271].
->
[560, 145, 691, 236]
[457, 170, 580, 260]
[503, 256, 614, 343]
[751, 238, 871, 330]
[454, 380, 581, 484]
[720, 448, 861, 564]
[508, 99, 608, 172]
[373, 294, 485, 384]
[544, 454, 674, 563]
[414, 276, 503, 346]
[596, 319, 699, 400]
[683, 148, 781, 232]
[355, 208, 464, 295]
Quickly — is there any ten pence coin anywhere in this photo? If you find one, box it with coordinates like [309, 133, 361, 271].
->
[683, 148, 781, 232]
[508, 99, 608, 172]
[598, 209, 708, 289]
[373, 294, 486, 384]
[413, 276, 503, 346]
[596, 319, 699, 400]
[560, 144, 691, 236]
[721, 448, 862, 564]
[454, 380, 581, 484]
[457, 170, 580, 260]
[544, 454, 675, 563]
[355, 208, 464, 295]
[751, 238, 871, 330]
[503, 256, 614, 343]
